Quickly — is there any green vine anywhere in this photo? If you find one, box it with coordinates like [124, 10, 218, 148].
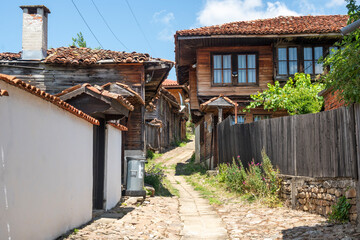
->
[328, 196, 351, 223]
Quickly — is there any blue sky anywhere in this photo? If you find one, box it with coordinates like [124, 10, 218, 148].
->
[0, 0, 348, 80]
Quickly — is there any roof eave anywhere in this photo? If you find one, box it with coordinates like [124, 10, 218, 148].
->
[177, 32, 342, 40]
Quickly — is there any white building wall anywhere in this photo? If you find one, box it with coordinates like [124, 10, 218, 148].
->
[104, 125, 122, 210]
[0, 82, 93, 240]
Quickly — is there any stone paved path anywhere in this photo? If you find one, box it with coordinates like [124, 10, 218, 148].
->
[62, 139, 360, 240]
[158, 139, 228, 239]
[62, 197, 182, 240]
[215, 201, 360, 240]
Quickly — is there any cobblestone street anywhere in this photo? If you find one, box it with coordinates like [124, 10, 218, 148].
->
[62, 140, 360, 240]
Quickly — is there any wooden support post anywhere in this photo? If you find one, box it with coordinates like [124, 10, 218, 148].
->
[235, 104, 238, 124]
[218, 107, 223, 123]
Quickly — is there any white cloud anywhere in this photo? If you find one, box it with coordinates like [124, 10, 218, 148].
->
[153, 10, 176, 41]
[326, 0, 346, 8]
[298, 0, 319, 15]
[197, 0, 299, 26]
[153, 10, 175, 25]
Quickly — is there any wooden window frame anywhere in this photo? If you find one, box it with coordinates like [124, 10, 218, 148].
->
[211, 53, 232, 86]
[236, 53, 259, 85]
[211, 52, 259, 87]
[277, 47, 299, 76]
[275, 45, 335, 79]
[253, 114, 271, 122]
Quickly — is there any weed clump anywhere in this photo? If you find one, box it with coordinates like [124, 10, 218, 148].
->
[217, 150, 281, 206]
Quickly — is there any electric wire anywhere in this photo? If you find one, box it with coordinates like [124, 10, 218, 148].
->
[124, 0, 152, 50]
[71, 0, 104, 49]
[91, 0, 129, 51]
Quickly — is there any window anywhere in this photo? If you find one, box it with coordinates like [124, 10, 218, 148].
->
[238, 54, 256, 83]
[253, 115, 270, 122]
[231, 115, 245, 125]
[304, 47, 323, 74]
[278, 47, 298, 75]
[213, 54, 232, 84]
[212, 53, 257, 85]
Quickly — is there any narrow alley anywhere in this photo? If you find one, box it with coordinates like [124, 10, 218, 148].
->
[61, 139, 359, 240]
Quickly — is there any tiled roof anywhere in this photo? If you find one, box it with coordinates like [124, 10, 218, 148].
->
[148, 118, 163, 127]
[162, 79, 178, 86]
[56, 83, 134, 111]
[0, 89, 9, 96]
[160, 87, 180, 108]
[102, 82, 145, 106]
[0, 52, 21, 60]
[44, 47, 151, 65]
[107, 122, 128, 131]
[0, 74, 99, 125]
[0, 46, 173, 65]
[200, 95, 238, 112]
[176, 15, 348, 36]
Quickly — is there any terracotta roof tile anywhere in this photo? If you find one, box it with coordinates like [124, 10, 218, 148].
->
[200, 95, 238, 112]
[0, 47, 174, 66]
[44, 46, 151, 65]
[0, 74, 99, 125]
[107, 122, 128, 131]
[148, 118, 163, 127]
[102, 82, 145, 106]
[0, 89, 9, 96]
[176, 15, 348, 36]
[56, 83, 134, 111]
[162, 79, 179, 86]
[0, 52, 21, 60]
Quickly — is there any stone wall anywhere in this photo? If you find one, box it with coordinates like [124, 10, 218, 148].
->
[280, 175, 357, 223]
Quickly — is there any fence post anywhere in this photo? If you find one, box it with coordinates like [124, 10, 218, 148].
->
[292, 115, 297, 176]
[353, 104, 360, 226]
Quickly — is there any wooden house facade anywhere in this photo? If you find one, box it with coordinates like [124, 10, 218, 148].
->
[175, 15, 348, 168]
[145, 87, 185, 152]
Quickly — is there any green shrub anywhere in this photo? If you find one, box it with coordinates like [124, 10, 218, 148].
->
[328, 196, 351, 223]
[144, 163, 165, 192]
[147, 149, 154, 160]
[216, 152, 281, 205]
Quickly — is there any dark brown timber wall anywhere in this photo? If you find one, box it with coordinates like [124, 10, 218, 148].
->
[217, 104, 360, 178]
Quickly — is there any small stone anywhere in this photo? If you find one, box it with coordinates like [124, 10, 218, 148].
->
[350, 213, 357, 222]
[335, 189, 342, 197]
[327, 188, 335, 194]
[346, 188, 356, 198]
[326, 206, 331, 215]
[323, 181, 331, 188]
[303, 205, 309, 211]
[325, 194, 333, 201]
[298, 192, 306, 198]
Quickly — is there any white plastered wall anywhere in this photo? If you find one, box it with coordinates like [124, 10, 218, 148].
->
[104, 125, 122, 210]
[0, 82, 93, 240]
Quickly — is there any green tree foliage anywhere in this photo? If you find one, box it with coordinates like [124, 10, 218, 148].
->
[322, 0, 360, 104]
[70, 32, 87, 48]
[246, 73, 324, 115]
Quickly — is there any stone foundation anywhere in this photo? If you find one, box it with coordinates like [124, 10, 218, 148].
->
[279, 175, 357, 223]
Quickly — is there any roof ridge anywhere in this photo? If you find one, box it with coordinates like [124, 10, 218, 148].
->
[176, 14, 349, 36]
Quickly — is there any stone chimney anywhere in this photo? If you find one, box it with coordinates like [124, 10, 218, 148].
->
[19, 5, 51, 60]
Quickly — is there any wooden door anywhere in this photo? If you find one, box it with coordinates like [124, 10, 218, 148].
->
[93, 118, 106, 209]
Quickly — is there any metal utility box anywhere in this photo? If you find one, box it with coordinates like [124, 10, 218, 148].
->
[125, 156, 146, 196]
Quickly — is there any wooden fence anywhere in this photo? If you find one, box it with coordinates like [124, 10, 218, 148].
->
[217, 104, 360, 178]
